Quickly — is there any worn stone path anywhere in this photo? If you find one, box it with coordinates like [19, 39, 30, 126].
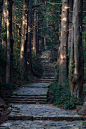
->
[0, 50, 86, 129]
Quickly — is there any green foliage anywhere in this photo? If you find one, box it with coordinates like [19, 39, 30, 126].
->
[84, 86, 86, 96]
[49, 81, 83, 109]
[83, 16, 86, 25]
[70, 60, 75, 78]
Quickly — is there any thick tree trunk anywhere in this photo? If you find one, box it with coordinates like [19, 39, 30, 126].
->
[33, 0, 39, 55]
[6, 0, 10, 83]
[9, 0, 13, 79]
[20, 0, 27, 78]
[69, 0, 84, 98]
[59, 0, 68, 84]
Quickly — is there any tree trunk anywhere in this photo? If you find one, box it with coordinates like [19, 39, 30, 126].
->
[0, 0, 3, 45]
[2, 0, 7, 47]
[69, 0, 84, 98]
[9, 0, 13, 79]
[28, 0, 32, 72]
[33, 0, 39, 55]
[6, 0, 10, 83]
[33, 10, 37, 55]
[36, 14, 39, 54]
[68, 0, 73, 48]
[20, 0, 27, 78]
[59, 0, 68, 84]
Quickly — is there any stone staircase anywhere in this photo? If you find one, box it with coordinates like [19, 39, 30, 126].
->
[0, 50, 85, 129]
[7, 83, 49, 104]
[40, 50, 56, 79]
[5, 50, 56, 105]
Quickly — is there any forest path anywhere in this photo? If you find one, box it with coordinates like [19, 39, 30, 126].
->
[0, 50, 85, 128]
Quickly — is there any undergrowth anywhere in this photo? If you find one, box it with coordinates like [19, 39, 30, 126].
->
[0, 82, 16, 98]
[48, 81, 83, 109]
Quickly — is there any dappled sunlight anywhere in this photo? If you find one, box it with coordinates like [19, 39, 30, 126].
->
[74, 68, 78, 75]
[21, 46, 24, 51]
[65, 6, 70, 9]
[60, 54, 66, 65]
[62, 17, 67, 21]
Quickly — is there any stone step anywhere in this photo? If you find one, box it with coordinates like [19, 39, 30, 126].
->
[38, 80, 53, 83]
[43, 73, 55, 76]
[40, 78, 56, 81]
[0, 120, 85, 129]
[8, 101, 47, 104]
[42, 62, 55, 65]
[7, 98, 47, 102]
[8, 114, 84, 121]
[39, 80, 55, 83]
[43, 70, 55, 72]
[6, 96, 47, 100]
[11, 94, 47, 97]
[6, 104, 83, 121]
[12, 87, 48, 96]
[43, 66, 55, 68]
[42, 76, 55, 79]
[40, 79, 56, 81]
[10, 95, 47, 99]
[43, 65, 55, 68]
[23, 83, 49, 88]
[43, 68, 55, 71]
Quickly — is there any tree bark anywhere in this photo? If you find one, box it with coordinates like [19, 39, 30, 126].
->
[59, 0, 68, 84]
[20, 0, 27, 78]
[33, 10, 37, 55]
[28, 0, 32, 72]
[0, 0, 3, 45]
[6, 0, 10, 83]
[9, 0, 13, 79]
[33, 0, 39, 55]
[68, 0, 73, 48]
[69, 0, 84, 98]
[36, 14, 39, 54]
[2, 0, 7, 47]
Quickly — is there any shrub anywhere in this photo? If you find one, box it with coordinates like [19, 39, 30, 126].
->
[48, 81, 83, 109]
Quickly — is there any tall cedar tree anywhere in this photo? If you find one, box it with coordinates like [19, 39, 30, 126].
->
[59, 0, 68, 84]
[69, 0, 84, 98]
